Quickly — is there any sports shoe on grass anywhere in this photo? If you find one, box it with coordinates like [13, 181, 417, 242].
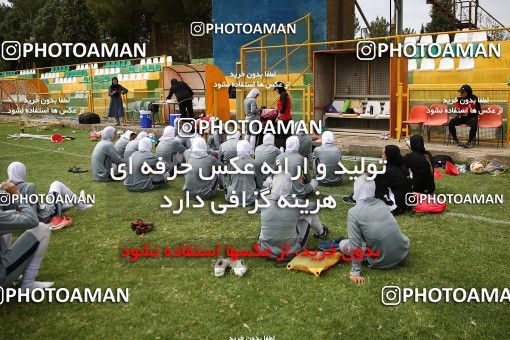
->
[77, 190, 94, 211]
[318, 237, 345, 251]
[230, 259, 248, 277]
[135, 223, 154, 235]
[50, 216, 72, 230]
[313, 225, 329, 239]
[213, 257, 231, 277]
[130, 220, 144, 230]
[342, 194, 356, 205]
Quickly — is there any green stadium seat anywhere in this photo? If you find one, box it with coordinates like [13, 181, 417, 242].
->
[93, 75, 99, 82]
[128, 66, 135, 73]
[121, 61, 126, 67]
[155, 64, 161, 71]
[105, 62, 110, 68]
[148, 65, 154, 72]
[126, 60, 132, 66]
[141, 65, 147, 72]
[115, 61, 121, 68]
[135, 65, 140, 73]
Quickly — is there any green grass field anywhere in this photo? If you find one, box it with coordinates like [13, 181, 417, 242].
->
[0, 124, 509, 339]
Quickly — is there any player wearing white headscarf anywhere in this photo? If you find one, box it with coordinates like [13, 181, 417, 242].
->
[114, 130, 134, 156]
[258, 173, 328, 260]
[254, 133, 281, 178]
[0, 180, 52, 290]
[6, 162, 93, 222]
[183, 137, 224, 200]
[225, 140, 264, 205]
[156, 126, 187, 166]
[91, 126, 124, 181]
[124, 131, 148, 160]
[275, 136, 317, 199]
[312, 131, 342, 186]
[338, 174, 410, 285]
[244, 88, 261, 153]
[124, 137, 169, 192]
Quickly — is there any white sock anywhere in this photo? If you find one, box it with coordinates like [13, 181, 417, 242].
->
[77, 190, 93, 211]
[31, 281, 54, 289]
[21, 257, 43, 290]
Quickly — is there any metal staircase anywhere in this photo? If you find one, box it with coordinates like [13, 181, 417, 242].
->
[426, 0, 506, 33]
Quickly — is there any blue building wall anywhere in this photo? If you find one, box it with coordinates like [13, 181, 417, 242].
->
[212, 0, 327, 75]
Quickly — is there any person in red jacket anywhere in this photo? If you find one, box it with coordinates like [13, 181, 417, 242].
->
[274, 81, 292, 148]
[448, 84, 481, 148]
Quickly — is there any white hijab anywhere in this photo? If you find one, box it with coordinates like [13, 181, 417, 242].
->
[102, 126, 115, 142]
[7, 161, 26, 183]
[270, 173, 293, 200]
[263, 133, 275, 146]
[138, 137, 153, 152]
[322, 131, 334, 145]
[227, 131, 241, 140]
[136, 131, 148, 140]
[237, 140, 251, 159]
[191, 137, 208, 158]
[285, 136, 299, 152]
[159, 126, 175, 141]
[353, 174, 376, 203]
[247, 88, 260, 99]
[122, 130, 133, 140]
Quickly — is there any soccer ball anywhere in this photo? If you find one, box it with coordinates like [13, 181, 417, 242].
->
[470, 161, 485, 174]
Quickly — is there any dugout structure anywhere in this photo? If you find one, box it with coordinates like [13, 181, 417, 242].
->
[314, 49, 396, 135]
[162, 64, 230, 122]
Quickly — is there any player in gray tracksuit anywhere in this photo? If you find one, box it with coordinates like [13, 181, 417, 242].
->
[0, 182, 52, 290]
[312, 131, 342, 186]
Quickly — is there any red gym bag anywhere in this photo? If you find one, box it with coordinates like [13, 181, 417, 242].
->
[412, 193, 447, 213]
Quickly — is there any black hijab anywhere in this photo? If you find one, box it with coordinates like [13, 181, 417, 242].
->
[410, 134, 426, 155]
[110, 77, 121, 92]
[384, 145, 403, 167]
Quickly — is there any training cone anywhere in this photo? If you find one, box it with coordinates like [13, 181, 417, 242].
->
[445, 161, 460, 176]
[434, 167, 444, 179]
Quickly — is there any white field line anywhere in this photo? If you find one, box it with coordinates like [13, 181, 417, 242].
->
[0, 140, 90, 159]
[445, 212, 510, 225]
